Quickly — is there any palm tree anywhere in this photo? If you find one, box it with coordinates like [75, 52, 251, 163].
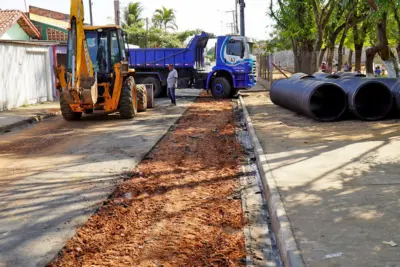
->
[152, 7, 178, 33]
[123, 2, 144, 27]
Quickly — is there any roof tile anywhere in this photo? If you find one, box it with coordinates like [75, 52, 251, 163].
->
[0, 10, 41, 39]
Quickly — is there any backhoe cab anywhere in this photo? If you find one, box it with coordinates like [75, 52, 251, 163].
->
[55, 0, 145, 121]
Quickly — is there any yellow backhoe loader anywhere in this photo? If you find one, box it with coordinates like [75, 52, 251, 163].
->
[55, 0, 147, 121]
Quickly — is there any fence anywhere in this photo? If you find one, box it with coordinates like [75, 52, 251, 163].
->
[0, 41, 56, 111]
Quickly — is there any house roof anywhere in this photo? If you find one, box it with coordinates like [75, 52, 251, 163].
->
[29, 13, 69, 30]
[0, 10, 41, 39]
[29, 6, 69, 21]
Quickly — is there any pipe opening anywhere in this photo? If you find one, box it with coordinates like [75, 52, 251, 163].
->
[354, 82, 393, 120]
[310, 84, 347, 121]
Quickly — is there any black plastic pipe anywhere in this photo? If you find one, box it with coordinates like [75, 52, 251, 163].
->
[369, 78, 400, 113]
[312, 72, 340, 79]
[334, 71, 366, 78]
[270, 79, 347, 121]
[289, 73, 315, 80]
[332, 78, 393, 120]
[313, 74, 399, 117]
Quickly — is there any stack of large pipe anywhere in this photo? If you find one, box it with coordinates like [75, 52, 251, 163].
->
[270, 72, 397, 121]
[270, 77, 347, 121]
[313, 73, 400, 117]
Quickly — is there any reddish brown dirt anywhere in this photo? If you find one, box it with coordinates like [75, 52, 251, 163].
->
[47, 95, 246, 267]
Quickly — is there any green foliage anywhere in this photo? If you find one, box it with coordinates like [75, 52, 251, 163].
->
[152, 7, 178, 33]
[122, 2, 201, 48]
[124, 23, 202, 48]
[175, 29, 202, 44]
[269, 0, 400, 51]
[123, 2, 144, 27]
[264, 30, 292, 52]
[268, 0, 316, 43]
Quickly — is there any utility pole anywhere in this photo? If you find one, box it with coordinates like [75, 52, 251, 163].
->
[239, 0, 245, 36]
[235, 0, 239, 34]
[89, 0, 93, 26]
[145, 17, 149, 48]
[225, 10, 237, 34]
[226, 23, 235, 34]
[114, 0, 120, 26]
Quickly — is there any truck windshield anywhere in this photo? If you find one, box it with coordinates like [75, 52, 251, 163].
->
[227, 39, 242, 56]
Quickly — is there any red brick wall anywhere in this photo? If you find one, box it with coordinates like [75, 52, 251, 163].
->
[29, 6, 69, 21]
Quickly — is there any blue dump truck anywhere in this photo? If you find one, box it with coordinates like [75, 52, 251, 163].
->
[128, 32, 257, 98]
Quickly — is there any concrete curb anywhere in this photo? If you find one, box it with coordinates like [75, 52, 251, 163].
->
[0, 111, 60, 133]
[239, 95, 305, 267]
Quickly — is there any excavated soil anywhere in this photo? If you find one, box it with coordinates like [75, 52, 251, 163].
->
[47, 95, 246, 266]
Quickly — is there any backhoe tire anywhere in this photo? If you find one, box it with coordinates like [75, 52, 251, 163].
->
[211, 77, 232, 99]
[60, 91, 82, 121]
[142, 77, 162, 98]
[119, 76, 137, 119]
[137, 84, 148, 112]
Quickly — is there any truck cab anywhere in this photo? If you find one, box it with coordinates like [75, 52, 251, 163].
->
[207, 35, 256, 97]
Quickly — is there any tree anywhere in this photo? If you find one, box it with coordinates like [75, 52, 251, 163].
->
[365, 0, 399, 78]
[152, 7, 178, 33]
[269, 0, 316, 74]
[308, 0, 337, 73]
[123, 2, 144, 27]
[388, 0, 400, 63]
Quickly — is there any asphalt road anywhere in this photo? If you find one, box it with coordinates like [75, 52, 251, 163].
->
[0, 89, 200, 267]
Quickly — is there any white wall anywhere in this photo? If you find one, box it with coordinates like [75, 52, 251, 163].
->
[0, 43, 53, 111]
[0, 23, 30, 40]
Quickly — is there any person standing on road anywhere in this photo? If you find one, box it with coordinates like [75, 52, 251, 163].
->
[167, 64, 178, 106]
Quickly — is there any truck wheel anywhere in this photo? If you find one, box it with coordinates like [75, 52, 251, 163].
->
[145, 84, 155, 108]
[119, 76, 138, 119]
[137, 84, 148, 112]
[60, 91, 82, 121]
[211, 77, 232, 98]
[142, 77, 162, 98]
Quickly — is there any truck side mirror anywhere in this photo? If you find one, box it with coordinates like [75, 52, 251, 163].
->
[240, 42, 245, 58]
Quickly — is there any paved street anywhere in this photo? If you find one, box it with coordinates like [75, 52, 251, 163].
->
[0, 90, 200, 267]
[243, 91, 400, 267]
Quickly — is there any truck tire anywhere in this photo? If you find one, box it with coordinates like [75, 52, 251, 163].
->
[211, 77, 232, 98]
[60, 91, 82, 121]
[137, 84, 148, 112]
[142, 77, 162, 98]
[119, 76, 138, 119]
[145, 84, 155, 108]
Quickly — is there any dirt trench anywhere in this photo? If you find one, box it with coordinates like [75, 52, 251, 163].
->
[47, 95, 247, 266]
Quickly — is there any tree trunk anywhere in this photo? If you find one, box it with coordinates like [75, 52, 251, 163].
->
[348, 49, 353, 70]
[338, 22, 351, 71]
[318, 47, 327, 66]
[293, 40, 314, 74]
[366, 47, 380, 77]
[397, 43, 400, 63]
[338, 48, 344, 71]
[310, 31, 323, 74]
[366, 12, 399, 78]
[376, 13, 399, 78]
[354, 44, 363, 72]
[326, 46, 335, 73]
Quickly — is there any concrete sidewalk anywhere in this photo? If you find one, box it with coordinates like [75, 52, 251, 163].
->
[242, 92, 400, 267]
[0, 102, 60, 133]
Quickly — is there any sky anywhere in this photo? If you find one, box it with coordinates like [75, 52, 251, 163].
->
[1, 0, 274, 40]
